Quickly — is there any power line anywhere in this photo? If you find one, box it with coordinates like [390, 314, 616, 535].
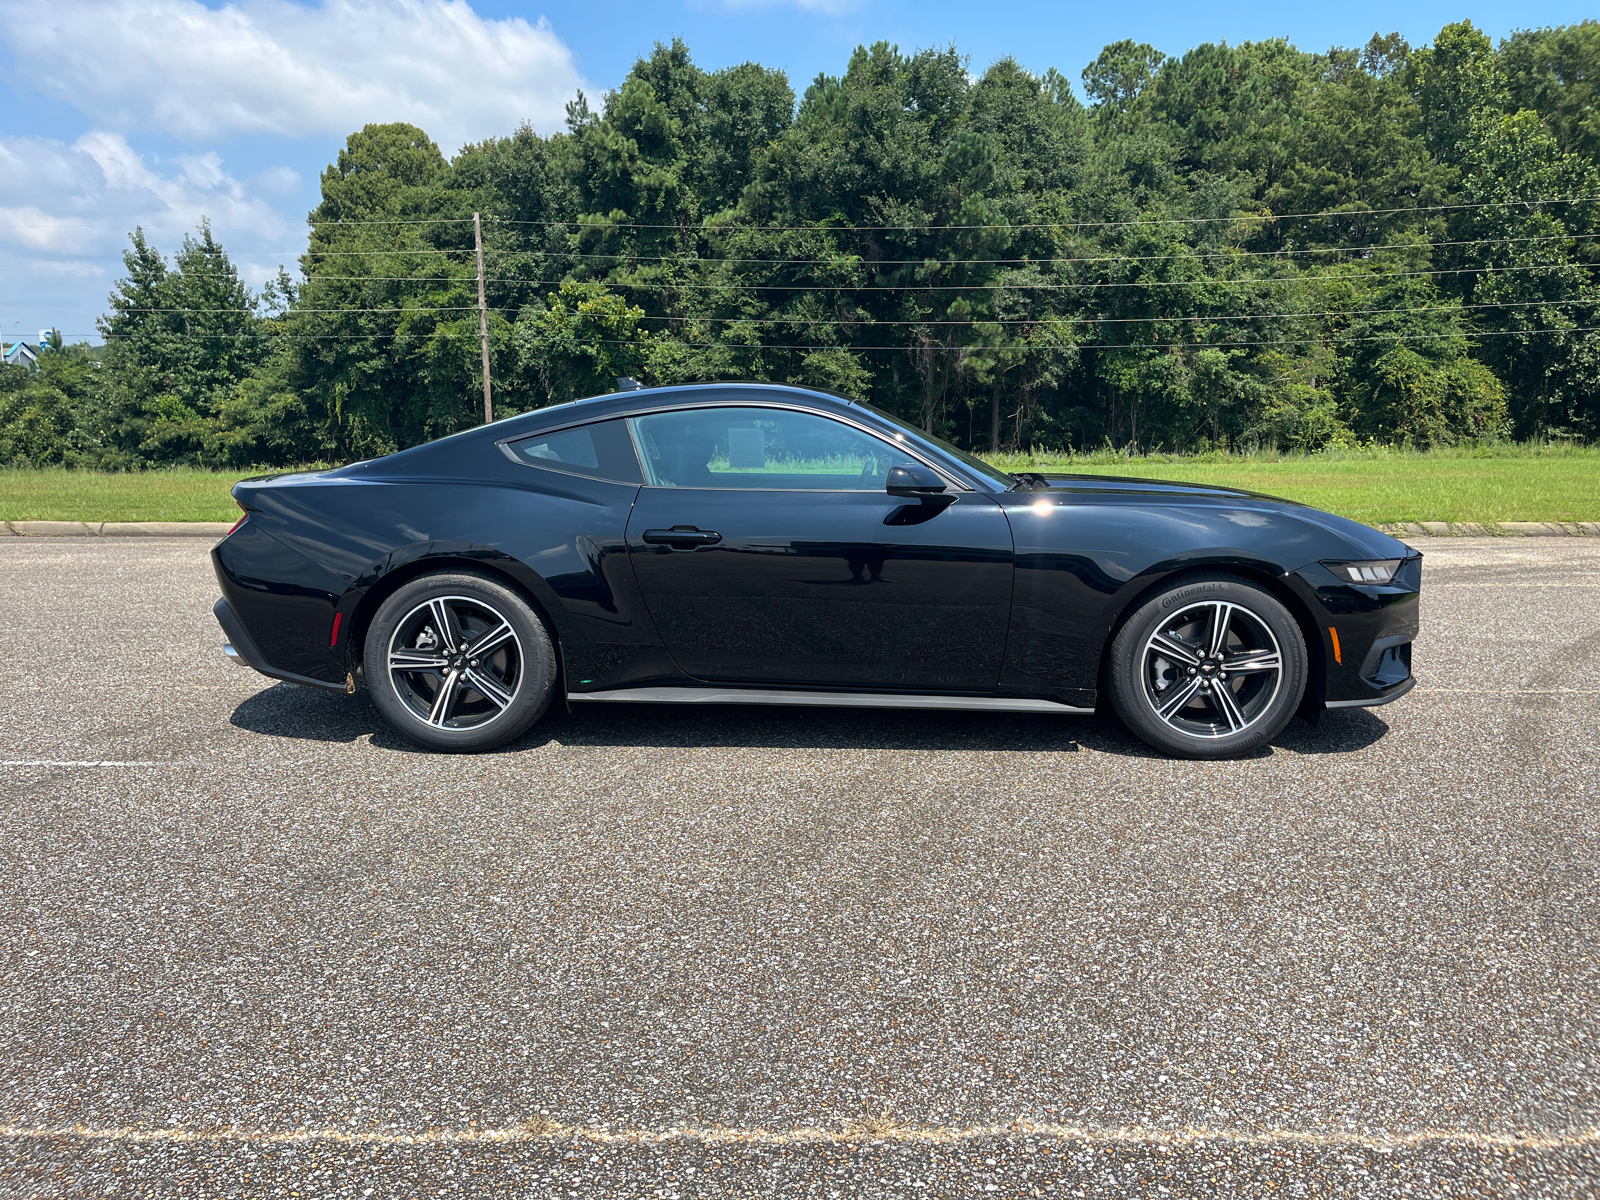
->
[511, 195, 1600, 231]
[8, 195, 1597, 234]
[101, 298, 1593, 325]
[285, 196, 1600, 232]
[634, 299, 1592, 326]
[157, 262, 1595, 291]
[322, 231, 1598, 267]
[69, 323, 1600, 350]
[64, 230, 1597, 267]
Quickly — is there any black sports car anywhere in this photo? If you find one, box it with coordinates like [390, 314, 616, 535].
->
[212, 383, 1420, 759]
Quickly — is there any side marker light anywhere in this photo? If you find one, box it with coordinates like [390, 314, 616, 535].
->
[330, 611, 343, 648]
[1329, 626, 1342, 665]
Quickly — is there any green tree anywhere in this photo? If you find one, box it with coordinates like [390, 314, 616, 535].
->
[53, 21, 1600, 469]
[95, 221, 279, 465]
[1502, 21, 1600, 163]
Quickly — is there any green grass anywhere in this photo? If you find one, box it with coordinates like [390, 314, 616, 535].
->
[1, 444, 1597, 525]
[982, 444, 1600, 525]
[0, 468, 250, 522]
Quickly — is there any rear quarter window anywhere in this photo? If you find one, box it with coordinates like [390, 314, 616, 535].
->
[504, 418, 643, 484]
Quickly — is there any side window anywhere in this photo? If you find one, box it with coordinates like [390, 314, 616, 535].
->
[505, 418, 643, 484]
[630, 407, 919, 490]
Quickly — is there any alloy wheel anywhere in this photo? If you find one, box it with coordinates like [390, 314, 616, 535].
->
[1140, 600, 1284, 739]
[387, 595, 524, 730]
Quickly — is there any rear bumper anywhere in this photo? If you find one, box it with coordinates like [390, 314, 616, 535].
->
[211, 519, 350, 687]
[214, 597, 346, 691]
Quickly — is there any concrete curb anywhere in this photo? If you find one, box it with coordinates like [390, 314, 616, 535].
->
[1, 521, 233, 538]
[1378, 521, 1600, 537]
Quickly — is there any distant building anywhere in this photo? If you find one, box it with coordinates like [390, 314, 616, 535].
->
[3, 341, 39, 370]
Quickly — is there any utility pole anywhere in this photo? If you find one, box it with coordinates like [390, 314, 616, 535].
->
[474, 212, 493, 424]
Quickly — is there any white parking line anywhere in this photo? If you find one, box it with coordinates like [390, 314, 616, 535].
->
[1, 1119, 1595, 1152]
[0, 760, 166, 767]
[1418, 688, 1600, 695]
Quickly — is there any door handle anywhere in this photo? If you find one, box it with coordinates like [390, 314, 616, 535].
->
[642, 527, 722, 548]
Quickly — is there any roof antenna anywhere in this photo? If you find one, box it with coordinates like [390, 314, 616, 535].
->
[615, 376, 644, 391]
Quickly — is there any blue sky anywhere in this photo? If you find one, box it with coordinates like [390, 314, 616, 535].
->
[1, 0, 1593, 343]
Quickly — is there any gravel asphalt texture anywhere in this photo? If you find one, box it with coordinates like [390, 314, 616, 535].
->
[0, 537, 1596, 1197]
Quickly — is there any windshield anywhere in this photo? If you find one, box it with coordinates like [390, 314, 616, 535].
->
[857, 402, 1015, 490]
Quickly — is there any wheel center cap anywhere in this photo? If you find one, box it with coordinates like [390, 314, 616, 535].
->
[1200, 660, 1219, 675]
[451, 654, 466, 669]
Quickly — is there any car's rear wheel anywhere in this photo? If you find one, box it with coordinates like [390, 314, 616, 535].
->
[363, 572, 557, 752]
[1108, 575, 1306, 759]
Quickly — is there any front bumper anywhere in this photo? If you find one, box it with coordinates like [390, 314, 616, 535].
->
[1327, 675, 1415, 709]
[1292, 553, 1423, 709]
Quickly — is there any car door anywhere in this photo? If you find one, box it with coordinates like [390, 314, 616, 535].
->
[623, 404, 1014, 690]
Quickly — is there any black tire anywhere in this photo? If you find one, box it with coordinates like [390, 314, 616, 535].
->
[1108, 574, 1306, 760]
[363, 571, 557, 752]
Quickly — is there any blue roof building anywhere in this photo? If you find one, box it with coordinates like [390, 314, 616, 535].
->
[3, 340, 39, 370]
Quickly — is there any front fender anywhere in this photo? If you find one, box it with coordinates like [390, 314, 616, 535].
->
[995, 496, 1390, 701]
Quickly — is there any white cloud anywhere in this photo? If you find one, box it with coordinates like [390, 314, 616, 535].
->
[0, 205, 84, 252]
[0, 0, 590, 151]
[251, 166, 304, 197]
[0, 133, 299, 339]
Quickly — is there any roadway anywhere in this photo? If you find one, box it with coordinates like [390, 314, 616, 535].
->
[0, 536, 1596, 1196]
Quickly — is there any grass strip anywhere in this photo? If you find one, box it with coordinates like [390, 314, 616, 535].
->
[993, 451, 1600, 525]
[0, 468, 252, 522]
[0, 445, 1597, 525]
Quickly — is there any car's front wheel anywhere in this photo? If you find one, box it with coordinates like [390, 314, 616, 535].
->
[1108, 575, 1306, 759]
[363, 572, 557, 752]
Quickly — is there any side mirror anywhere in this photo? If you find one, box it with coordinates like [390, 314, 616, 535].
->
[886, 463, 949, 497]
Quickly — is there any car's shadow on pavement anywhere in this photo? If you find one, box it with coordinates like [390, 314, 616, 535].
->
[228, 682, 1391, 758]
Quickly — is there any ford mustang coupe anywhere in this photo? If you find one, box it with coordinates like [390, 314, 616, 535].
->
[212, 383, 1420, 759]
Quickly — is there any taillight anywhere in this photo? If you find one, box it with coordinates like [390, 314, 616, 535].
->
[226, 509, 248, 537]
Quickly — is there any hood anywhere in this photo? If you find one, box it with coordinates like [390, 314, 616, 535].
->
[1038, 472, 1278, 501]
[1034, 473, 1413, 561]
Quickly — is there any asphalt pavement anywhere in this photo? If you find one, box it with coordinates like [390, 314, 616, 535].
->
[0, 537, 1596, 1197]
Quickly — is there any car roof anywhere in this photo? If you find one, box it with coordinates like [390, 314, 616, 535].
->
[338, 381, 935, 481]
[503, 382, 860, 434]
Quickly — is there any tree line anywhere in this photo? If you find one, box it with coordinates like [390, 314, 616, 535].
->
[4, 19, 1598, 469]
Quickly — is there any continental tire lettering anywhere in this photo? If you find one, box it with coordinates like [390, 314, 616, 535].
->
[1160, 583, 1226, 610]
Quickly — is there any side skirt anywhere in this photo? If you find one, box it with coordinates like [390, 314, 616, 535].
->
[567, 686, 1094, 715]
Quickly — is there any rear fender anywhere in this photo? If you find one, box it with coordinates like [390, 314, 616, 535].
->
[342, 546, 574, 695]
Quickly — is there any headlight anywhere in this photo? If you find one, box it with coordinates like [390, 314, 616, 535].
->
[1323, 559, 1402, 584]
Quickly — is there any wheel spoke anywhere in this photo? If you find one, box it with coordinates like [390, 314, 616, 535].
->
[1224, 649, 1281, 674]
[1149, 632, 1201, 667]
[464, 667, 515, 709]
[1137, 595, 1287, 740]
[389, 593, 528, 732]
[427, 599, 460, 651]
[465, 621, 513, 659]
[428, 669, 462, 726]
[1156, 676, 1203, 722]
[390, 649, 450, 671]
[1211, 679, 1247, 731]
[1207, 602, 1234, 658]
